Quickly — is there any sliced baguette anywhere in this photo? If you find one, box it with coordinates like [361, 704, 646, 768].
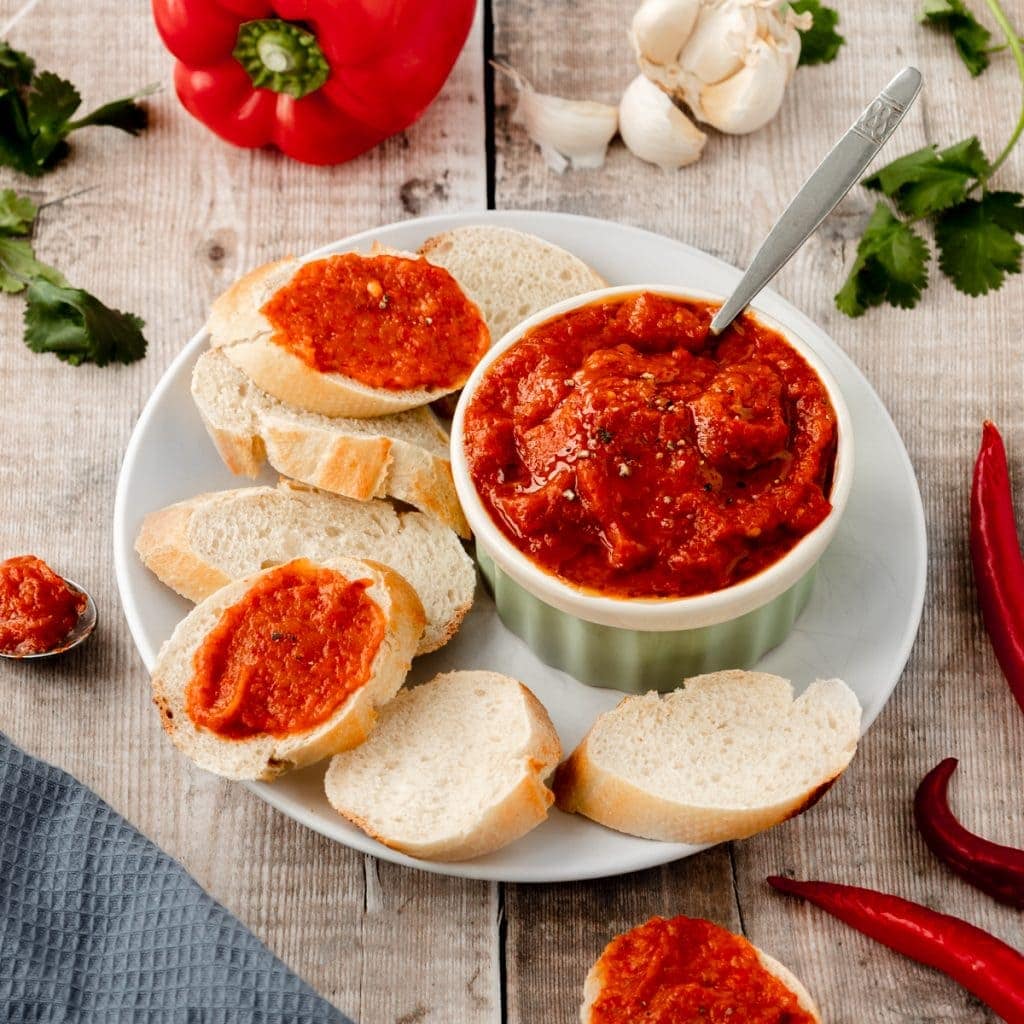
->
[208, 252, 487, 417]
[135, 481, 474, 655]
[191, 349, 469, 537]
[324, 671, 563, 861]
[581, 917, 821, 1024]
[554, 670, 862, 844]
[151, 557, 425, 782]
[418, 226, 607, 343]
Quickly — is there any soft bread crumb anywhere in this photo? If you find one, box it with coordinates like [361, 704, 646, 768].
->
[325, 671, 562, 861]
[555, 670, 862, 844]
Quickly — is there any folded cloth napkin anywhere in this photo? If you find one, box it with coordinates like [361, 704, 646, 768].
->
[0, 732, 354, 1023]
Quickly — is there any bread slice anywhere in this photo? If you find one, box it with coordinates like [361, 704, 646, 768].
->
[324, 671, 563, 861]
[151, 557, 425, 782]
[191, 349, 469, 537]
[207, 253, 487, 417]
[418, 226, 607, 343]
[581, 918, 821, 1024]
[554, 670, 862, 844]
[135, 481, 474, 655]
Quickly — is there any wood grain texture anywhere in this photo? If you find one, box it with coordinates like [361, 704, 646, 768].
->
[3, 0, 1024, 1022]
[494, 1, 1024, 1023]
[0, 3, 496, 1023]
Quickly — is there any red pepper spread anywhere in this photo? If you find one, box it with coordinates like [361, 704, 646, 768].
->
[464, 293, 837, 598]
[0, 555, 85, 656]
[261, 253, 489, 391]
[186, 560, 385, 740]
[590, 916, 817, 1024]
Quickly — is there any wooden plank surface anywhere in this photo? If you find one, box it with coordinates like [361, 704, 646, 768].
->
[494, 2, 1024, 1023]
[0, 3, 498, 1023]
[2, 0, 1023, 1022]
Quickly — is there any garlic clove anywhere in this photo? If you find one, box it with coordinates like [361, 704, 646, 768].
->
[493, 61, 618, 174]
[631, 0, 701, 67]
[619, 73, 707, 171]
[778, 7, 811, 77]
[698, 37, 789, 134]
[677, 0, 758, 88]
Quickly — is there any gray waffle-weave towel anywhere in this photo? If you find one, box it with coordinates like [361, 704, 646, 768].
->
[0, 731, 354, 1023]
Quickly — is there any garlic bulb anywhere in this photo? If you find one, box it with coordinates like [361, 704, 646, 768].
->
[630, 0, 806, 136]
[618, 74, 707, 171]
[493, 61, 618, 173]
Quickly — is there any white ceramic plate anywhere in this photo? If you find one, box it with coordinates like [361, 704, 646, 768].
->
[113, 210, 927, 884]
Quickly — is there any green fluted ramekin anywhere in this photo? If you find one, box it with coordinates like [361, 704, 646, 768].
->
[451, 286, 854, 694]
[477, 549, 817, 691]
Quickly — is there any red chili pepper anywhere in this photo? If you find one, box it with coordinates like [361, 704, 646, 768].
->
[151, 0, 476, 165]
[768, 876, 1024, 1024]
[914, 758, 1024, 909]
[971, 421, 1024, 717]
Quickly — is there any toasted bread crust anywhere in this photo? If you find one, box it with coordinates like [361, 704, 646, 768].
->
[151, 558, 425, 781]
[209, 254, 486, 417]
[135, 502, 230, 602]
[554, 675, 861, 845]
[135, 484, 474, 654]
[324, 673, 563, 861]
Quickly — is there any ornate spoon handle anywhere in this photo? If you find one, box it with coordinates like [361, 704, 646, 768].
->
[709, 66, 923, 335]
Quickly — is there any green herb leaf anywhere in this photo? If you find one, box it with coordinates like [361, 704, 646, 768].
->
[0, 236, 64, 293]
[0, 42, 35, 92]
[791, 0, 845, 65]
[0, 44, 148, 176]
[935, 191, 1024, 295]
[920, 0, 993, 76]
[70, 94, 149, 135]
[864, 137, 990, 216]
[23, 278, 146, 366]
[835, 203, 930, 316]
[0, 188, 36, 235]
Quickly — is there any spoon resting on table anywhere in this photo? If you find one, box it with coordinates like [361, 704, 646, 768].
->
[710, 66, 923, 335]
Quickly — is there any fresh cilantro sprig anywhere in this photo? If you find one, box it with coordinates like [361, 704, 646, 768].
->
[920, 0, 993, 76]
[0, 41, 151, 176]
[0, 189, 146, 366]
[836, 0, 1024, 316]
[790, 0, 845, 66]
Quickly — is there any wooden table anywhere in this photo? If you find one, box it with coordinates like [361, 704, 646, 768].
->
[2, 1, 1023, 1021]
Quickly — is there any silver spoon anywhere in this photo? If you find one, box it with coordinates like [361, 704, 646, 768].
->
[710, 66, 923, 335]
[0, 577, 98, 660]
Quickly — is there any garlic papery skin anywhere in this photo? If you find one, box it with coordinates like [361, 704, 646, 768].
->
[493, 61, 618, 173]
[699, 37, 790, 134]
[676, 1, 757, 87]
[632, 0, 701, 67]
[618, 73, 707, 170]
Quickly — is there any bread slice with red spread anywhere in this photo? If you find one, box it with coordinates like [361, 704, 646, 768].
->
[191, 349, 469, 537]
[134, 481, 474, 655]
[324, 671, 562, 861]
[554, 670, 861, 844]
[417, 225, 607, 344]
[581, 915, 822, 1024]
[207, 251, 489, 418]
[151, 556, 425, 782]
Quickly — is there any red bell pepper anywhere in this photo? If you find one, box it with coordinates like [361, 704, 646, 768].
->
[151, 0, 476, 165]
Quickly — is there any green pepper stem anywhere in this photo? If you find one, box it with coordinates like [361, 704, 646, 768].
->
[233, 19, 329, 100]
